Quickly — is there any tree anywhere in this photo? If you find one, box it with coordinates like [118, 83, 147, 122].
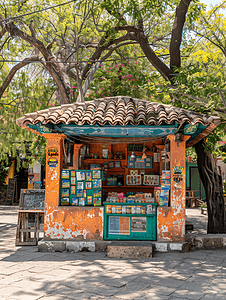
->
[1, 0, 226, 232]
[89, 0, 226, 233]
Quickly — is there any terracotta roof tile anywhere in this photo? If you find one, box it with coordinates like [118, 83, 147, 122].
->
[16, 96, 221, 129]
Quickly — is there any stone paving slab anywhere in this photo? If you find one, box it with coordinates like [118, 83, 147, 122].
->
[1, 205, 226, 299]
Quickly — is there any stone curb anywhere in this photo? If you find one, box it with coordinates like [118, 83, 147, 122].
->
[38, 240, 190, 253]
[187, 236, 226, 250]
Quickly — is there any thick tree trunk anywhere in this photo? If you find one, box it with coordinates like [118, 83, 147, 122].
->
[195, 139, 225, 233]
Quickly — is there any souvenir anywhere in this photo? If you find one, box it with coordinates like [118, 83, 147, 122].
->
[87, 196, 93, 205]
[131, 206, 136, 214]
[61, 170, 69, 179]
[94, 198, 101, 206]
[93, 190, 101, 198]
[93, 179, 102, 189]
[61, 198, 69, 205]
[62, 180, 70, 188]
[141, 206, 146, 214]
[126, 175, 141, 185]
[126, 206, 131, 214]
[71, 186, 76, 195]
[79, 198, 85, 206]
[115, 161, 121, 168]
[86, 172, 92, 181]
[109, 161, 114, 168]
[71, 177, 76, 185]
[71, 170, 75, 177]
[143, 175, 159, 186]
[116, 206, 122, 214]
[76, 171, 85, 181]
[77, 182, 84, 190]
[102, 149, 108, 159]
[106, 205, 112, 214]
[83, 190, 87, 197]
[154, 187, 161, 204]
[85, 181, 92, 189]
[93, 170, 101, 179]
[122, 206, 127, 214]
[111, 205, 117, 213]
[61, 188, 69, 197]
[71, 198, 78, 206]
[136, 206, 142, 214]
[76, 189, 83, 197]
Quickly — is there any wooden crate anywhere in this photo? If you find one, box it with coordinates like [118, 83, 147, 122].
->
[15, 210, 44, 246]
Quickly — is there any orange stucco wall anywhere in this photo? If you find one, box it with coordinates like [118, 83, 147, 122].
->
[157, 135, 190, 242]
[43, 133, 189, 242]
[43, 134, 103, 241]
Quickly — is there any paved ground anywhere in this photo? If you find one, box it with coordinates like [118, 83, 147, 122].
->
[185, 208, 208, 236]
[1, 205, 226, 300]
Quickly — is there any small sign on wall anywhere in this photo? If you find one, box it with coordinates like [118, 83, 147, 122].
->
[172, 166, 184, 189]
[47, 157, 58, 167]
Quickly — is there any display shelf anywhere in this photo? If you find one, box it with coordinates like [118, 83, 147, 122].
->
[102, 185, 158, 188]
[84, 159, 126, 164]
[105, 213, 155, 217]
[127, 151, 155, 155]
[106, 168, 126, 172]
[104, 202, 157, 206]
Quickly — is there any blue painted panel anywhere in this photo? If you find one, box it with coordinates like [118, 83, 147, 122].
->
[27, 123, 52, 134]
[57, 125, 178, 137]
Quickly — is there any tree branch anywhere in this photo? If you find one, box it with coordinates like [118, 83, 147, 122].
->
[217, 88, 226, 107]
[0, 55, 42, 99]
[67, 70, 77, 81]
[4, 21, 50, 60]
[29, 20, 39, 55]
[191, 29, 225, 54]
[0, 24, 6, 39]
[170, 0, 191, 70]
[131, 31, 173, 81]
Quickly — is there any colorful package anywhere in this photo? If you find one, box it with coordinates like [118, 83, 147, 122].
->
[71, 198, 78, 206]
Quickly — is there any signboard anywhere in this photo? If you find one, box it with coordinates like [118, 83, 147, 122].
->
[47, 157, 58, 167]
[131, 217, 146, 232]
[109, 216, 130, 235]
[20, 189, 45, 210]
[7, 178, 17, 204]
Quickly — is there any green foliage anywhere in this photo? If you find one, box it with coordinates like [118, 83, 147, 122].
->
[0, 0, 226, 169]
[0, 69, 54, 166]
[0, 161, 11, 196]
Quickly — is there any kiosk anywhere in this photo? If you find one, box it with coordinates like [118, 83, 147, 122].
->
[16, 96, 221, 243]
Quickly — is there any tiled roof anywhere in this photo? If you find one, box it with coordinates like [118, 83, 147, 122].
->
[16, 96, 221, 127]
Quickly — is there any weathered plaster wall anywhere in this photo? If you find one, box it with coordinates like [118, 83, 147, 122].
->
[43, 134, 103, 241]
[44, 206, 104, 240]
[157, 135, 190, 242]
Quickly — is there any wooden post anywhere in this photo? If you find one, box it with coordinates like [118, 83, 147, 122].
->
[73, 144, 83, 169]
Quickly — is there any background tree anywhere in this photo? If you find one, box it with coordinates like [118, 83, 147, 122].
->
[1, 0, 226, 232]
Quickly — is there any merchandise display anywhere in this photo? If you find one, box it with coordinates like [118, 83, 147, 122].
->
[60, 142, 170, 241]
[105, 191, 155, 203]
[103, 202, 157, 240]
[60, 169, 102, 206]
[159, 170, 171, 206]
[143, 175, 159, 186]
